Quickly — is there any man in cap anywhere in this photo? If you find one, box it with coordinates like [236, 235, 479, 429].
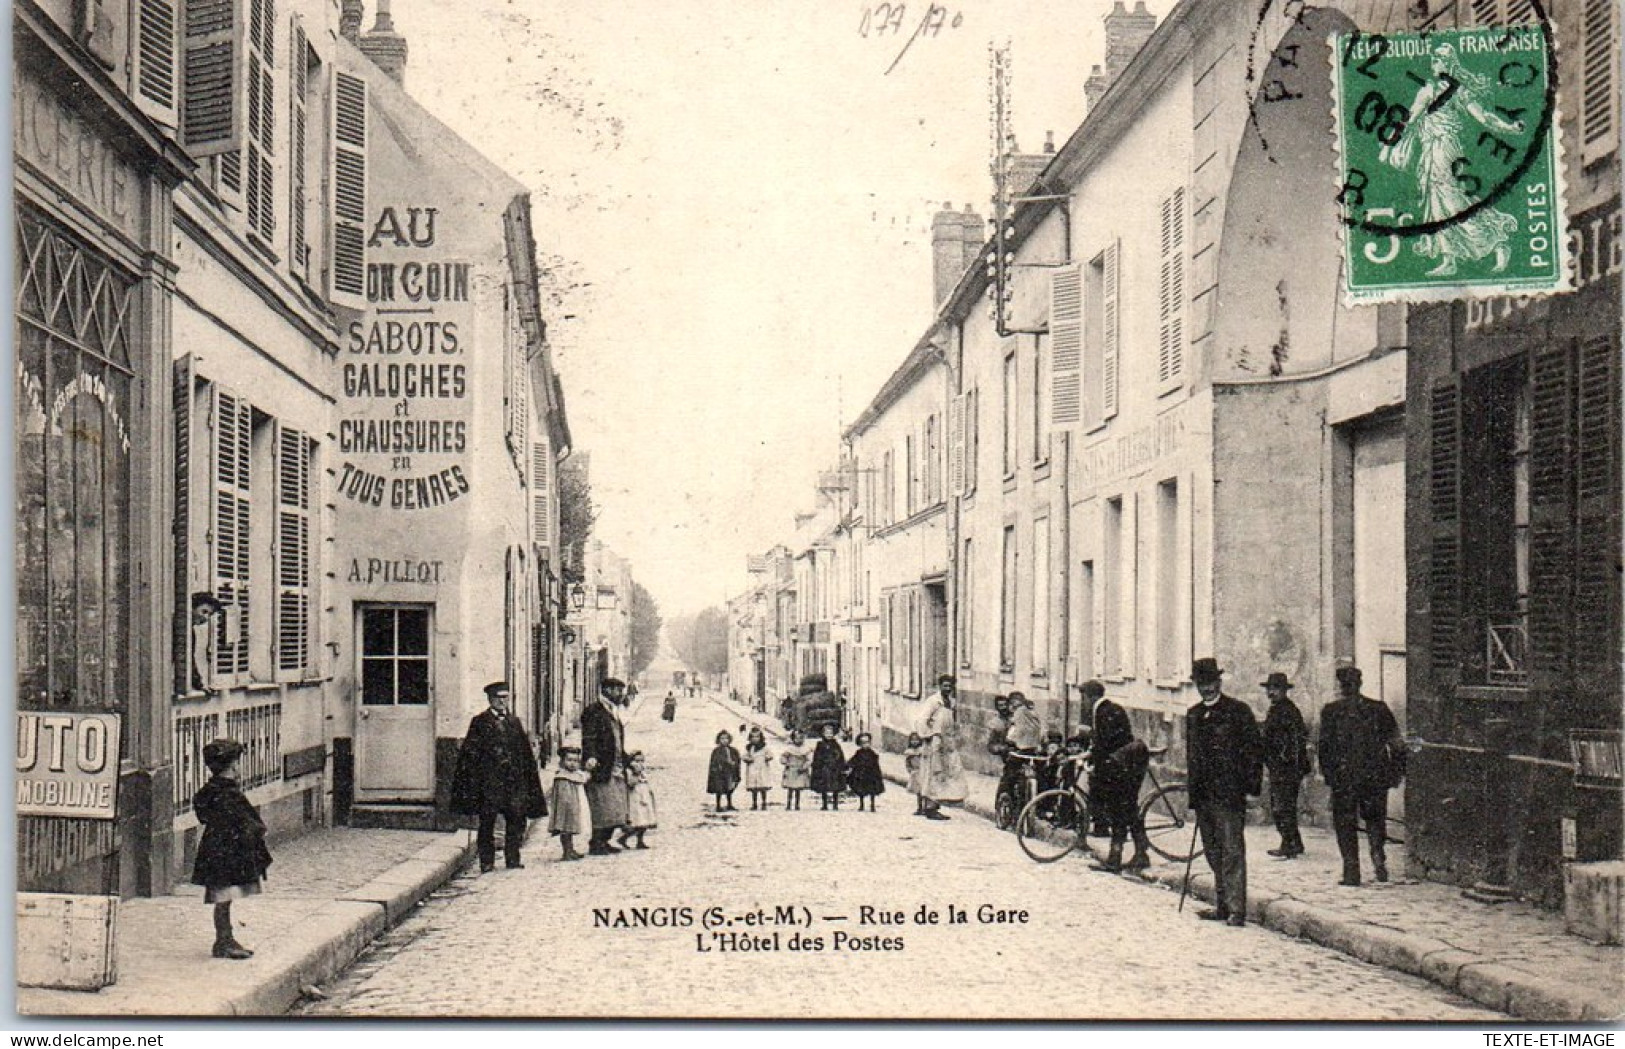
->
[1185, 658, 1263, 926]
[1261, 672, 1311, 859]
[1318, 664, 1404, 885]
[1084, 681, 1153, 873]
[449, 681, 547, 873]
[581, 677, 631, 855]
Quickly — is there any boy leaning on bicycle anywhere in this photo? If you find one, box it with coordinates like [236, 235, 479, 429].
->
[992, 691, 1075, 825]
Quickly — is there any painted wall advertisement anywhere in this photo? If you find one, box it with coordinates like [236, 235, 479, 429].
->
[337, 205, 474, 514]
[16, 711, 121, 819]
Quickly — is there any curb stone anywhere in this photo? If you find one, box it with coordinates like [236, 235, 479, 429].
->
[703, 696, 1617, 1023]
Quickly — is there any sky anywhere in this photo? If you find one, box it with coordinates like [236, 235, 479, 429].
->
[392, 0, 1120, 617]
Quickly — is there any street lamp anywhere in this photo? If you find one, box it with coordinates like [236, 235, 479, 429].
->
[569, 582, 587, 613]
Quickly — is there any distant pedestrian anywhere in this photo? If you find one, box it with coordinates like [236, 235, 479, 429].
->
[661, 692, 677, 722]
[548, 746, 591, 861]
[903, 733, 928, 814]
[846, 732, 885, 811]
[449, 681, 548, 873]
[620, 751, 658, 849]
[918, 675, 967, 821]
[191, 738, 270, 960]
[707, 730, 741, 811]
[811, 722, 847, 810]
[1185, 658, 1263, 927]
[1318, 664, 1405, 886]
[1083, 681, 1153, 874]
[582, 677, 632, 856]
[780, 728, 812, 810]
[741, 726, 775, 810]
[1261, 672, 1311, 859]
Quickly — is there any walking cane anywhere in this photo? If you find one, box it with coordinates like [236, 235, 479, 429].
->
[1177, 818, 1200, 913]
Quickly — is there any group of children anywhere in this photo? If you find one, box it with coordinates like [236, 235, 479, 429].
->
[707, 723, 886, 812]
[545, 746, 659, 860]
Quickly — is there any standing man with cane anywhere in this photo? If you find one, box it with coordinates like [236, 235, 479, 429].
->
[1184, 658, 1263, 927]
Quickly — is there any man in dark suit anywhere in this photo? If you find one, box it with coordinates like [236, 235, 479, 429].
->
[1261, 672, 1311, 859]
[1185, 658, 1263, 927]
[1085, 681, 1153, 873]
[581, 677, 630, 855]
[449, 681, 546, 873]
[1318, 664, 1404, 886]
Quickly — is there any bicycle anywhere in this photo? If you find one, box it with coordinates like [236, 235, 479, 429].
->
[1134, 747, 1202, 864]
[992, 750, 1045, 831]
[1016, 747, 1204, 865]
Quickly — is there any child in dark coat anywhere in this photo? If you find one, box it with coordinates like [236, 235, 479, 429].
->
[707, 730, 741, 811]
[191, 739, 272, 959]
[846, 732, 885, 811]
[811, 722, 847, 810]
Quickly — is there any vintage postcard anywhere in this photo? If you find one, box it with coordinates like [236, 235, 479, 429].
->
[10, 0, 1622, 1026]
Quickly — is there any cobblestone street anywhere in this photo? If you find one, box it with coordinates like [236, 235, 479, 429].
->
[300, 696, 1504, 1020]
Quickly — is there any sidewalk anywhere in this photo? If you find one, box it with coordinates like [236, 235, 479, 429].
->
[710, 692, 1623, 1023]
[17, 826, 477, 1017]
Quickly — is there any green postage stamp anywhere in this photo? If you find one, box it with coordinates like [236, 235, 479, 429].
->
[1332, 22, 1569, 304]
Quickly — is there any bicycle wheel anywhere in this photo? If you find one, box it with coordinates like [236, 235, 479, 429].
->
[1139, 784, 1202, 863]
[1016, 789, 1087, 863]
[994, 788, 1018, 831]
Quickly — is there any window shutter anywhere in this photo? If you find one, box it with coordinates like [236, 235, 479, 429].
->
[1582, 0, 1619, 166]
[288, 17, 310, 278]
[1427, 380, 1461, 686]
[966, 387, 979, 494]
[331, 70, 368, 305]
[1102, 239, 1121, 420]
[135, 0, 179, 126]
[182, 0, 242, 157]
[1528, 342, 1576, 687]
[949, 393, 966, 496]
[1573, 336, 1621, 699]
[1158, 189, 1186, 385]
[1050, 265, 1083, 427]
[275, 423, 311, 673]
[212, 386, 252, 678]
[173, 356, 194, 696]
[242, 0, 276, 242]
[532, 440, 552, 548]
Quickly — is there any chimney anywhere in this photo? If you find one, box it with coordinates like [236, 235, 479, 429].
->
[1103, 1, 1157, 87]
[340, 0, 363, 43]
[958, 203, 985, 278]
[1084, 64, 1110, 111]
[932, 201, 968, 307]
[360, 0, 409, 86]
[1005, 135, 1052, 197]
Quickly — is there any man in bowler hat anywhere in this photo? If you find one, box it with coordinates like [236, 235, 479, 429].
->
[449, 681, 547, 872]
[1185, 658, 1263, 926]
[581, 677, 631, 854]
[1261, 672, 1311, 858]
[1318, 664, 1405, 885]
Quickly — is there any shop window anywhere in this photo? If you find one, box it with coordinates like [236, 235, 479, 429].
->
[1454, 358, 1530, 687]
[14, 209, 135, 716]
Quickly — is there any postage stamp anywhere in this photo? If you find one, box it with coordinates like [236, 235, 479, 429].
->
[1332, 22, 1570, 304]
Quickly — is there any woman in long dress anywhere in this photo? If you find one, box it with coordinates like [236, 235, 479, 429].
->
[919, 675, 967, 820]
[1381, 43, 1524, 277]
